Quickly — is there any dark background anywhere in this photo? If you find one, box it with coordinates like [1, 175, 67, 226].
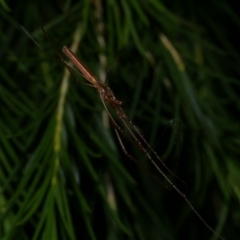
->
[1, 1, 239, 240]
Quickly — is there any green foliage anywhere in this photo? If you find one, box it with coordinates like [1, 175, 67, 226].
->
[1, 1, 239, 240]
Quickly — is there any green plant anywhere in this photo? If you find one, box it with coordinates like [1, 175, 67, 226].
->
[1, 1, 239, 240]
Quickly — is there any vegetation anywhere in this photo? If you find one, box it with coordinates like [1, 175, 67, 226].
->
[1, 1, 239, 239]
